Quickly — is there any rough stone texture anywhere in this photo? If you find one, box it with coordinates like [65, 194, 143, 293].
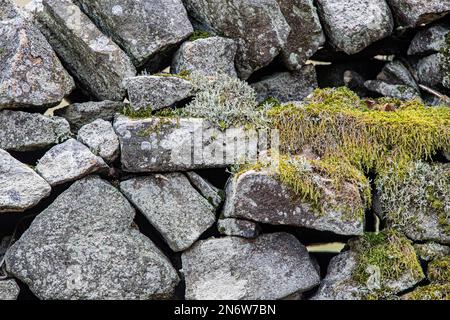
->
[276, 0, 325, 70]
[185, 171, 222, 208]
[27, 0, 136, 101]
[416, 53, 448, 89]
[414, 242, 450, 262]
[5, 176, 179, 300]
[251, 65, 318, 103]
[36, 139, 107, 186]
[0, 110, 71, 152]
[75, 0, 193, 69]
[0, 0, 74, 109]
[0, 149, 51, 213]
[54, 101, 126, 132]
[224, 169, 366, 236]
[77, 119, 119, 163]
[120, 174, 216, 252]
[316, 0, 394, 55]
[124, 76, 194, 111]
[343, 70, 370, 97]
[0, 279, 20, 300]
[217, 218, 260, 239]
[376, 60, 419, 91]
[386, 0, 450, 28]
[182, 233, 320, 300]
[182, 0, 290, 79]
[364, 80, 419, 100]
[172, 37, 238, 77]
[408, 23, 450, 56]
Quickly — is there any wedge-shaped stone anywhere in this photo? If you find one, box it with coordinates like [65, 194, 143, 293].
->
[77, 119, 119, 163]
[0, 280, 20, 300]
[386, 0, 450, 28]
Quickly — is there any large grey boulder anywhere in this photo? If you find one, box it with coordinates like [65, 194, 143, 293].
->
[408, 23, 450, 56]
[26, 0, 136, 101]
[0, 0, 74, 110]
[36, 139, 107, 186]
[0, 149, 51, 213]
[276, 0, 325, 70]
[185, 171, 223, 208]
[5, 176, 179, 300]
[386, 0, 450, 28]
[120, 173, 216, 252]
[0, 280, 20, 300]
[364, 81, 419, 100]
[172, 37, 238, 77]
[217, 218, 260, 239]
[182, 233, 320, 300]
[0, 110, 71, 152]
[182, 0, 290, 79]
[316, 0, 394, 55]
[75, 0, 193, 69]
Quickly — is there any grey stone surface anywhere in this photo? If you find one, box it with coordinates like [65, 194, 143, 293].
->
[27, 0, 136, 101]
[316, 0, 394, 55]
[182, 233, 320, 300]
[376, 60, 419, 91]
[416, 53, 448, 89]
[0, 0, 74, 109]
[414, 242, 450, 262]
[36, 139, 107, 186]
[0, 279, 20, 300]
[276, 0, 325, 70]
[0, 110, 71, 152]
[364, 80, 419, 100]
[124, 76, 194, 111]
[120, 173, 216, 252]
[251, 65, 318, 103]
[5, 176, 179, 300]
[386, 0, 450, 28]
[183, 0, 290, 79]
[77, 119, 119, 163]
[172, 37, 238, 77]
[217, 218, 260, 239]
[75, 0, 193, 69]
[0, 149, 51, 213]
[185, 171, 222, 208]
[408, 23, 450, 56]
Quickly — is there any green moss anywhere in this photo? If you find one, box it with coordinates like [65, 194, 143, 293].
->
[428, 257, 450, 284]
[258, 96, 281, 109]
[404, 284, 450, 300]
[218, 226, 226, 234]
[153, 69, 191, 81]
[137, 118, 175, 137]
[189, 30, 212, 41]
[120, 105, 154, 119]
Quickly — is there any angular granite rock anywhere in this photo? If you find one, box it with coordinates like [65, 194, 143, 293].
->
[36, 139, 107, 186]
[408, 23, 450, 56]
[27, 0, 136, 101]
[77, 119, 119, 163]
[364, 80, 419, 100]
[5, 176, 179, 300]
[276, 0, 325, 70]
[75, 0, 193, 69]
[386, 0, 450, 28]
[182, 0, 290, 79]
[316, 0, 394, 55]
[185, 171, 222, 208]
[416, 53, 448, 89]
[120, 173, 216, 252]
[0, 0, 74, 109]
[0, 280, 20, 300]
[376, 60, 419, 91]
[251, 65, 318, 103]
[124, 76, 194, 111]
[182, 233, 320, 300]
[217, 218, 260, 239]
[0, 149, 51, 213]
[172, 37, 238, 77]
[0, 110, 71, 152]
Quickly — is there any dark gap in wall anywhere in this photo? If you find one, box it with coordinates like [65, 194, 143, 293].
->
[15, 278, 39, 301]
[194, 167, 231, 190]
[8, 149, 49, 166]
[64, 86, 94, 105]
[246, 57, 287, 84]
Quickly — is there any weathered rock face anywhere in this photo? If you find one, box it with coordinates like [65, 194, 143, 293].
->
[408, 24, 450, 56]
[0, 279, 20, 300]
[416, 53, 448, 89]
[276, 0, 325, 70]
[251, 65, 318, 103]
[120, 173, 216, 252]
[5, 176, 179, 300]
[185, 171, 223, 208]
[364, 80, 419, 100]
[182, 0, 290, 79]
[377, 60, 419, 90]
[316, 0, 394, 55]
[0, 149, 51, 213]
[36, 139, 107, 186]
[0, 110, 71, 152]
[414, 242, 450, 262]
[77, 119, 120, 163]
[182, 233, 320, 300]
[75, 0, 193, 69]
[386, 0, 450, 28]
[124, 76, 194, 111]
[172, 37, 238, 77]
[223, 169, 366, 236]
[27, 0, 136, 101]
[0, 0, 74, 109]
[217, 218, 260, 239]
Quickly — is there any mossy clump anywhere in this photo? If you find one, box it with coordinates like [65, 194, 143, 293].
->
[428, 257, 450, 284]
[120, 105, 154, 119]
[153, 69, 191, 81]
[188, 30, 212, 41]
[404, 284, 450, 300]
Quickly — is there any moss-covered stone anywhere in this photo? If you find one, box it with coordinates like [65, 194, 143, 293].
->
[403, 284, 450, 300]
[188, 30, 212, 41]
[428, 257, 450, 284]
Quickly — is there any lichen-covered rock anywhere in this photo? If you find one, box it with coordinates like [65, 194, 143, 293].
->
[36, 139, 107, 186]
[77, 119, 119, 163]
[414, 242, 450, 262]
[0, 110, 70, 152]
[364, 80, 419, 100]
[0, 0, 74, 109]
[408, 23, 450, 56]
[416, 53, 448, 90]
[120, 173, 216, 252]
[5, 176, 179, 300]
[172, 37, 238, 77]
[376, 60, 419, 91]
[386, 0, 450, 28]
[251, 65, 318, 103]
[402, 284, 450, 300]
[217, 218, 260, 239]
[0, 149, 51, 213]
[182, 233, 320, 300]
[124, 76, 194, 111]
[276, 0, 325, 70]
[27, 0, 136, 101]
[0, 279, 20, 300]
[182, 0, 290, 79]
[185, 171, 223, 208]
[316, 0, 394, 55]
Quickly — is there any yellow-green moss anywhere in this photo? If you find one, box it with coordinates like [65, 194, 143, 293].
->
[137, 118, 176, 137]
[404, 284, 450, 300]
[428, 257, 450, 284]
[153, 69, 191, 81]
[188, 30, 212, 41]
[120, 105, 154, 119]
